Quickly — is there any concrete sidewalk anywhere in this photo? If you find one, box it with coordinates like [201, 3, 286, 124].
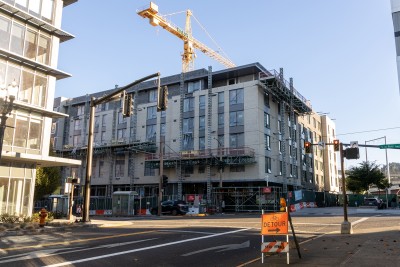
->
[250, 227, 399, 266]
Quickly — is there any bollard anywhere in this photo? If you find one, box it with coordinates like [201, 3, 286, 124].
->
[39, 208, 48, 227]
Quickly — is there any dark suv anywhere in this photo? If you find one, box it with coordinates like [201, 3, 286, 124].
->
[151, 200, 188, 216]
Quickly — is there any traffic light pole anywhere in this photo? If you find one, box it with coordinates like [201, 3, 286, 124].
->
[340, 142, 352, 234]
[158, 138, 164, 216]
[82, 72, 160, 223]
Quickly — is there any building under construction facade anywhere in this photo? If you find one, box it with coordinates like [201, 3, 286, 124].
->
[52, 62, 339, 211]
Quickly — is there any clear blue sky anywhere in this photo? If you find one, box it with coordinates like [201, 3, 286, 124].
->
[57, 0, 400, 170]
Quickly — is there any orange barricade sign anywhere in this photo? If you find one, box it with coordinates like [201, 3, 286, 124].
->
[261, 212, 288, 235]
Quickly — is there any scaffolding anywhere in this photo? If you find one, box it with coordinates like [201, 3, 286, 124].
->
[259, 68, 312, 195]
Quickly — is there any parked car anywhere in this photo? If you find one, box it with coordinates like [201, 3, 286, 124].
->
[364, 197, 380, 206]
[150, 200, 188, 216]
[364, 197, 386, 209]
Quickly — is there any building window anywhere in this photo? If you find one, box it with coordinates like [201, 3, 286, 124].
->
[278, 120, 282, 133]
[199, 116, 205, 131]
[199, 95, 205, 111]
[278, 140, 282, 153]
[264, 92, 270, 107]
[230, 165, 245, 172]
[264, 112, 270, 128]
[218, 92, 224, 108]
[183, 97, 194, 112]
[144, 165, 155, 176]
[77, 105, 85, 116]
[146, 124, 156, 142]
[218, 113, 224, 129]
[183, 117, 194, 134]
[265, 157, 271, 173]
[149, 89, 157, 102]
[265, 134, 271, 150]
[218, 135, 224, 148]
[279, 161, 283, 176]
[73, 135, 81, 146]
[115, 157, 125, 177]
[199, 137, 205, 150]
[188, 80, 201, 93]
[51, 122, 56, 134]
[118, 111, 127, 124]
[229, 133, 244, 148]
[290, 164, 294, 177]
[229, 88, 244, 105]
[98, 161, 106, 178]
[160, 123, 166, 137]
[184, 165, 194, 175]
[229, 111, 244, 127]
[147, 106, 157, 120]
[117, 129, 126, 140]
[74, 119, 81, 130]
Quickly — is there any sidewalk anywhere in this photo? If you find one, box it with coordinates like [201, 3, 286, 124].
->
[250, 207, 400, 266]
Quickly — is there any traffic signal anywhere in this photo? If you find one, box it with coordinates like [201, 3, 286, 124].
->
[162, 175, 168, 188]
[122, 91, 133, 117]
[333, 140, 340, 151]
[304, 141, 312, 154]
[157, 86, 168, 112]
[280, 197, 287, 212]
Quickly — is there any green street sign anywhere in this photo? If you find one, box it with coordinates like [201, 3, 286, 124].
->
[379, 144, 400, 149]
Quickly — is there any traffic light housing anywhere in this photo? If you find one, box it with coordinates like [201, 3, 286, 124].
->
[304, 141, 312, 154]
[157, 86, 168, 112]
[162, 175, 168, 188]
[333, 140, 340, 151]
[280, 197, 287, 212]
[122, 91, 133, 117]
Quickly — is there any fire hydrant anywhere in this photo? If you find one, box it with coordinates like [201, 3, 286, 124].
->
[39, 208, 48, 227]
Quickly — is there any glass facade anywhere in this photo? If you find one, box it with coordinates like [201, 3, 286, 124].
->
[0, 163, 34, 215]
[0, 59, 48, 108]
[4, 0, 56, 24]
[0, 15, 52, 65]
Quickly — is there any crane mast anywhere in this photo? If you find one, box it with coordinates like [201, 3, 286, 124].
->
[137, 2, 236, 72]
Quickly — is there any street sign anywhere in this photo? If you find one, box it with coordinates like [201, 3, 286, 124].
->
[379, 144, 400, 149]
[317, 141, 325, 149]
[261, 241, 289, 253]
[261, 212, 288, 235]
[350, 141, 358, 148]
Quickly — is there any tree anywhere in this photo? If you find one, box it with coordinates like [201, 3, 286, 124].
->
[34, 166, 61, 201]
[346, 161, 386, 194]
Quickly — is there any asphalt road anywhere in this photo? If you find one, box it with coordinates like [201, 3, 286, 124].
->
[0, 208, 399, 267]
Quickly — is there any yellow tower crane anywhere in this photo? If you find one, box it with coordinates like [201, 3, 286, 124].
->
[137, 2, 236, 73]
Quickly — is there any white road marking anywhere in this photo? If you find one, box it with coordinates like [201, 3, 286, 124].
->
[0, 239, 157, 264]
[182, 240, 250, 256]
[158, 229, 216, 235]
[42, 228, 251, 267]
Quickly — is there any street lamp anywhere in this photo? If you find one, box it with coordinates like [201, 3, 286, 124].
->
[0, 81, 18, 161]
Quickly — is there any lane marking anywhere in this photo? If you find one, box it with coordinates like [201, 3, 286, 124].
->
[158, 229, 216, 235]
[42, 228, 251, 267]
[0, 239, 157, 264]
[0, 230, 156, 251]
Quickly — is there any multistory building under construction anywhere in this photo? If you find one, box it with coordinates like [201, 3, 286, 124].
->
[52, 63, 339, 210]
